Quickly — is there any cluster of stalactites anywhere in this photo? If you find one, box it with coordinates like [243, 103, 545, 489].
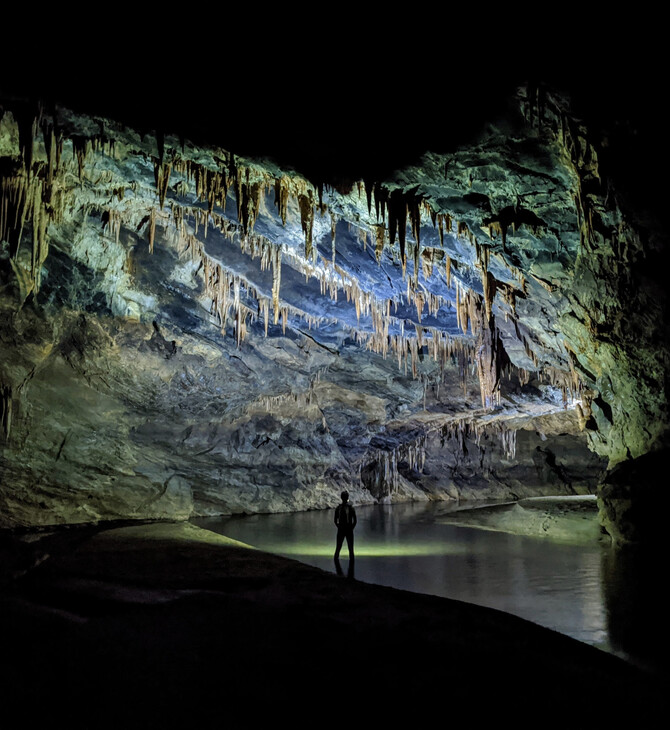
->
[519, 84, 602, 254]
[517, 335, 581, 407]
[170, 153, 320, 259]
[455, 280, 480, 337]
[171, 203, 283, 325]
[147, 136, 530, 397]
[455, 278, 515, 411]
[1, 170, 50, 296]
[171, 157, 231, 215]
[455, 283, 517, 410]
[172, 219, 326, 344]
[2, 109, 538, 404]
[0, 114, 73, 299]
[146, 123, 572, 416]
[351, 326, 476, 380]
[261, 389, 315, 413]
[145, 200, 319, 345]
[281, 241, 451, 346]
[354, 183, 532, 365]
[178, 231, 280, 343]
[540, 364, 582, 408]
[441, 418, 517, 460]
[357, 182, 464, 288]
[363, 433, 427, 496]
[367, 449, 400, 494]
[256, 371, 329, 429]
[172, 155, 279, 238]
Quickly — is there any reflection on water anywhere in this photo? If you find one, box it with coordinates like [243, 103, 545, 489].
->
[193, 501, 667, 675]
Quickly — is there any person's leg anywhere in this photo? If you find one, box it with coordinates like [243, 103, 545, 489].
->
[334, 531, 345, 559]
[345, 530, 355, 560]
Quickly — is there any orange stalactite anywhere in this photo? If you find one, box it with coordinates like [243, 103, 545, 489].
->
[298, 191, 315, 261]
[274, 176, 290, 225]
[154, 159, 172, 210]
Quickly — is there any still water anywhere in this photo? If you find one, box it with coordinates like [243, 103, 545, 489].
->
[194, 501, 613, 651]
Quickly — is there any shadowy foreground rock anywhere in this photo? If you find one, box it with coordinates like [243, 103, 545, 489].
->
[1, 522, 666, 726]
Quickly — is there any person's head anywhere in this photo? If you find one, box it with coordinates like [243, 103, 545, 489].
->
[341, 490, 349, 503]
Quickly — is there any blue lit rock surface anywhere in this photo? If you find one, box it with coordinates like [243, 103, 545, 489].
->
[0, 80, 666, 542]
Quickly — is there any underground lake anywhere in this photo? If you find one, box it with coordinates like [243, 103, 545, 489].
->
[193, 497, 668, 678]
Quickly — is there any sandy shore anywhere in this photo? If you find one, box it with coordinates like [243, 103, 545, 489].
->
[1, 521, 666, 726]
[434, 495, 606, 544]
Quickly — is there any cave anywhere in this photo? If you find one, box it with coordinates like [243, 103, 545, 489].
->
[1, 50, 669, 723]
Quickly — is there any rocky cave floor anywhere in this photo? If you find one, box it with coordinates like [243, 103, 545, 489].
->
[1, 511, 669, 727]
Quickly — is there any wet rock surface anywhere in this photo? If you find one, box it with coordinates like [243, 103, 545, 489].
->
[434, 495, 605, 544]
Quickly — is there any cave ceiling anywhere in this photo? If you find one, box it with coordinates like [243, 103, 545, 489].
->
[1, 61, 668, 528]
[1, 81, 583, 400]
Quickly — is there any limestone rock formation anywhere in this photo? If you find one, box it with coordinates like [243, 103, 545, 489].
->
[1, 74, 666, 544]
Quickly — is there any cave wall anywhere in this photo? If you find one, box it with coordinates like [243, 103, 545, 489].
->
[0, 282, 601, 528]
[0, 85, 666, 542]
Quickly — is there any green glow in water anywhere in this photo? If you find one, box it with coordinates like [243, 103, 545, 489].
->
[258, 541, 469, 558]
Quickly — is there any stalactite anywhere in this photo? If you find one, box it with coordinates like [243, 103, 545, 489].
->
[30, 180, 47, 291]
[408, 195, 422, 247]
[435, 212, 452, 247]
[274, 176, 290, 225]
[42, 120, 62, 192]
[487, 220, 505, 246]
[272, 245, 282, 325]
[234, 166, 264, 235]
[412, 239, 420, 287]
[475, 314, 504, 410]
[387, 189, 408, 277]
[298, 191, 315, 262]
[331, 212, 337, 263]
[71, 136, 90, 180]
[456, 281, 472, 336]
[414, 292, 425, 322]
[102, 208, 123, 246]
[421, 247, 436, 281]
[482, 270, 497, 324]
[154, 159, 172, 210]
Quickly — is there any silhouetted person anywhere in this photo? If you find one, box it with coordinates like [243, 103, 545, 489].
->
[334, 490, 357, 564]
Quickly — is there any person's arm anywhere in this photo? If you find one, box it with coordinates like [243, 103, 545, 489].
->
[334, 506, 339, 527]
[351, 507, 357, 529]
